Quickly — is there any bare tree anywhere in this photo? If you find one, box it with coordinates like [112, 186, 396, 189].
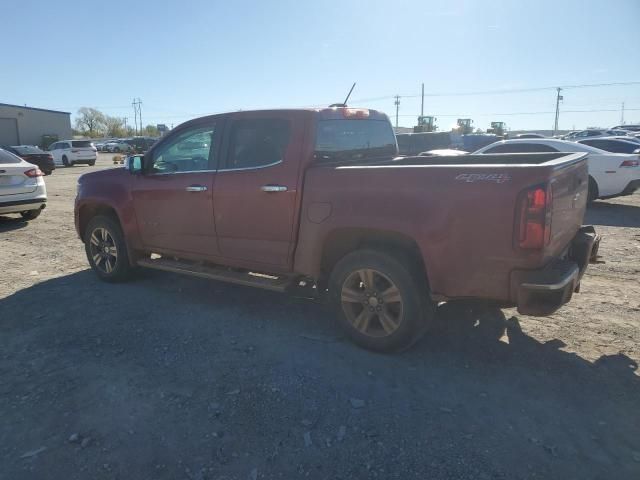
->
[75, 108, 106, 136]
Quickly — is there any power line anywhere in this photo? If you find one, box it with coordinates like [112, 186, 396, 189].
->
[349, 80, 640, 102]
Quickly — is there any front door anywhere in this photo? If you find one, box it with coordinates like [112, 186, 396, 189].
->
[212, 112, 305, 268]
[131, 120, 219, 257]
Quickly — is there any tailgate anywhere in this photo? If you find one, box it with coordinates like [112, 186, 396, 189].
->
[0, 166, 37, 196]
[546, 155, 589, 256]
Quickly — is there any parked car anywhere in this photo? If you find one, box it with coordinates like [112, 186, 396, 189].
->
[611, 124, 640, 133]
[577, 137, 640, 154]
[0, 145, 55, 175]
[0, 147, 47, 220]
[124, 136, 158, 153]
[75, 107, 600, 352]
[473, 139, 640, 202]
[104, 140, 133, 153]
[515, 133, 545, 139]
[48, 140, 97, 167]
[418, 149, 468, 156]
[563, 129, 632, 141]
[94, 141, 110, 152]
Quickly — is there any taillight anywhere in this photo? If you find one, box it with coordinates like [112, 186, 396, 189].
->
[516, 183, 553, 249]
[47, 154, 53, 160]
[24, 168, 44, 177]
[619, 159, 639, 167]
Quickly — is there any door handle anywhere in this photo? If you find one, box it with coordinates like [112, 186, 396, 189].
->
[185, 185, 207, 192]
[261, 185, 288, 193]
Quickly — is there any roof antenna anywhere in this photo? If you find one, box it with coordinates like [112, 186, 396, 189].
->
[329, 82, 356, 108]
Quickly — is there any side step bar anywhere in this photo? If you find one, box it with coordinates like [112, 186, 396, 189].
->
[136, 257, 293, 293]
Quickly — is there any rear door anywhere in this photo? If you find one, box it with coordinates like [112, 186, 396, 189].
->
[212, 111, 305, 268]
[0, 150, 36, 197]
[131, 119, 220, 257]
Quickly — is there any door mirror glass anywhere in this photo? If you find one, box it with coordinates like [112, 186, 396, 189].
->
[126, 155, 143, 173]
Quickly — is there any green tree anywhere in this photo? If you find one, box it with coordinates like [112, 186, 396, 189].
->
[75, 108, 106, 136]
[104, 115, 127, 138]
[140, 124, 159, 137]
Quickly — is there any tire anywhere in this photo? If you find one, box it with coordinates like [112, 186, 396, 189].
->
[114, 147, 120, 153]
[328, 249, 434, 353]
[20, 209, 42, 221]
[587, 176, 599, 204]
[62, 155, 70, 167]
[84, 215, 134, 282]
[88, 161, 95, 166]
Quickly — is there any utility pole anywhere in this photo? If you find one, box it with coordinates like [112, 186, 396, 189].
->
[394, 95, 401, 129]
[123, 117, 128, 132]
[421, 83, 424, 117]
[131, 98, 142, 135]
[621, 102, 625, 125]
[553, 87, 563, 135]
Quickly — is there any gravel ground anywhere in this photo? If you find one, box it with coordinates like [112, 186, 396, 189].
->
[1, 154, 639, 479]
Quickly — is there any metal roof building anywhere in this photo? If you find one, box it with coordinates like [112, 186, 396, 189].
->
[0, 102, 72, 147]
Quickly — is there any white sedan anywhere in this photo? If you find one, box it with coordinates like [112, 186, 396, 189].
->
[0, 147, 47, 220]
[473, 138, 640, 202]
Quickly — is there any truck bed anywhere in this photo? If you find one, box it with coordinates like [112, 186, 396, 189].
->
[294, 152, 589, 304]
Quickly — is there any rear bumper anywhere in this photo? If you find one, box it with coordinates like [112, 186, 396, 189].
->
[511, 226, 600, 316]
[0, 198, 47, 214]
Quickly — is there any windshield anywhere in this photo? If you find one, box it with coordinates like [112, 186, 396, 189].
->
[314, 119, 397, 161]
[71, 140, 92, 147]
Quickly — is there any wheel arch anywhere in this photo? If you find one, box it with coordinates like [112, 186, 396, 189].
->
[78, 203, 122, 243]
[318, 228, 430, 290]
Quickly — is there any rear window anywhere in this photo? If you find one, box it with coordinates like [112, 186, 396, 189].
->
[72, 141, 92, 148]
[0, 148, 22, 164]
[485, 143, 558, 153]
[314, 119, 397, 162]
[13, 145, 43, 155]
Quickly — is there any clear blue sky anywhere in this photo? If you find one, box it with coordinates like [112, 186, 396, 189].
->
[2, 0, 639, 131]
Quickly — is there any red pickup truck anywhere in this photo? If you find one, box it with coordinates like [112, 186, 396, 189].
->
[75, 107, 599, 352]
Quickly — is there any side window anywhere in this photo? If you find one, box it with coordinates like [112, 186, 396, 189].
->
[583, 140, 603, 149]
[150, 124, 215, 173]
[62, 142, 70, 149]
[224, 118, 291, 170]
[520, 143, 557, 152]
[484, 144, 514, 153]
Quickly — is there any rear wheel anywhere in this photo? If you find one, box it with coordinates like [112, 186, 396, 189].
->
[88, 161, 95, 166]
[329, 249, 434, 352]
[587, 176, 599, 204]
[85, 215, 133, 282]
[20, 209, 41, 221]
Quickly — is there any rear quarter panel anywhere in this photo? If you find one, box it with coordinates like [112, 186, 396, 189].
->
[295, 155, 587, 302]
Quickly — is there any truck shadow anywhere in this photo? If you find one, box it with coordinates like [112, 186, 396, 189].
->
[585, 201, 640, 228]
[0, 215, 28, 232]
[1, 269, 638, 478]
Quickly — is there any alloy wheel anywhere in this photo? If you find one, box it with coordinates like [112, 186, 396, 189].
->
[89, 227, 118, 274]
[340, 268, 404, 337]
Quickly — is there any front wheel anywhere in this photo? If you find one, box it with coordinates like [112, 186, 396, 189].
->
[85, 215, 134, 282]
[88, 161, 95, 166]
[62, 156, 70, 167]
[329, 249, 434, 353]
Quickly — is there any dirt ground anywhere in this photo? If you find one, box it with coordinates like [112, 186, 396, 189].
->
[1, 154, 639, 479]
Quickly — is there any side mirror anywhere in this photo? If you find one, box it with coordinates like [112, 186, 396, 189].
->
[126, 154, 144, 173]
